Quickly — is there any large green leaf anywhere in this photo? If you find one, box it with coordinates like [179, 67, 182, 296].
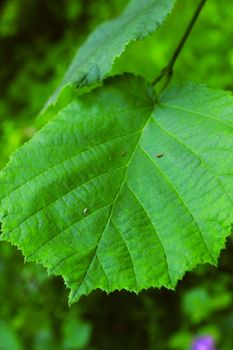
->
[1, 75, 233, 303]
[47, 0, 175, 107]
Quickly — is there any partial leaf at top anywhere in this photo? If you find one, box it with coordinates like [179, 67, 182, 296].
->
[1, 74, 233, 303]
[46, 0, 175, 108]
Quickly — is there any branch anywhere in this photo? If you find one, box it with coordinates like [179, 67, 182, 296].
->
[152, 0, 207, 87]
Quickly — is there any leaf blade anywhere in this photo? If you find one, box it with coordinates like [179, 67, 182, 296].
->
[46, 0, 175, 108]
[1, 76, 233, 303]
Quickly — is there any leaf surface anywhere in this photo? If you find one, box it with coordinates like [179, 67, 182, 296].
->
[46, 0, 175, 107]
[1, 75, 233, 303]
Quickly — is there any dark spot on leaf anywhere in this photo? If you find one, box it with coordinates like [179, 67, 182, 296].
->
[156, 153, 164, 158]
[121, 151, 127, 157]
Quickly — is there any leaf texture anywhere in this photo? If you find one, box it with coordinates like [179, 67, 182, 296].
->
[1, 75, 233, 303]
[46, 0, 175, 108]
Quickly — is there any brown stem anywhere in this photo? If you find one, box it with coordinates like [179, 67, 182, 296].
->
[152, 0, 207, 88]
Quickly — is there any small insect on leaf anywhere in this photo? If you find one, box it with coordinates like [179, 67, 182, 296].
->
[156, 153, 164, 158]
[83, 208, 89, 215]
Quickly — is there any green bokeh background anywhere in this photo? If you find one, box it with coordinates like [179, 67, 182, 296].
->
[0, 0, 233, 349]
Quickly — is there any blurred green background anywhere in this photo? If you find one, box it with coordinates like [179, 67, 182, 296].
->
[0, 0, 233, 349]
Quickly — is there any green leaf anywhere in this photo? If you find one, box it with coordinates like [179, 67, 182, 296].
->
[1, 75, 233, 303]
[46, 0, 175, 108]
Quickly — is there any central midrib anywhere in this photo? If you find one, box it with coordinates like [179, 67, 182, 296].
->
[71, 100, 157, 300]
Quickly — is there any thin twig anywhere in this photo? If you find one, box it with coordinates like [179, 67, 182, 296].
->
[152, 0, 207, 87]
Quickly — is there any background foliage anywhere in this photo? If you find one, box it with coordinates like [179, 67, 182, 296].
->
[0, 0, 233, 349]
